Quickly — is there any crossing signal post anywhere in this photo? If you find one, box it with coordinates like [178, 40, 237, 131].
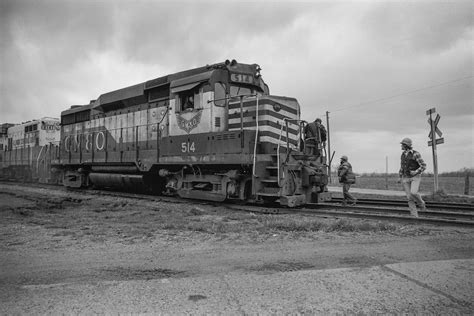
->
[426, 107, 444, 192]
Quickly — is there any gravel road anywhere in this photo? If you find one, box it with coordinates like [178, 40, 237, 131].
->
[1, 183, 473, 314]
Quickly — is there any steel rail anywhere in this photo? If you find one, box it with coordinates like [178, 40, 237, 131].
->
[330, 197, 474, 211]
[222, 204, 474, 227]
[307, 203, 474, 221]
[295, 208, 474, 227]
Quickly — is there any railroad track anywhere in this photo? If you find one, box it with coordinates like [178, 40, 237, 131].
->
[59, 186, 474, 227]
[1, 181, 474, 227]
[303, 203, 474, 227]
[330, 197, 474, 211]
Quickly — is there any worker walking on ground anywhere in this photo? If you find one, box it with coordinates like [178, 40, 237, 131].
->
[303, 118, 327, 157]
[337, 155, 357, 206]
[398, 137, 426, 217]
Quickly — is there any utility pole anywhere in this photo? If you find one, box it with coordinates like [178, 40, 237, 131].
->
[427, 107, 444, 192]
[326, 111, 331, 183]
[385, 156, 388, 189]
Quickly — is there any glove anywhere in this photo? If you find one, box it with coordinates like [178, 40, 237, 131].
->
[410, 171, 418, 176]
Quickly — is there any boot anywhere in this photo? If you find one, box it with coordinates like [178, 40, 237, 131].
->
[408, 201, 418, 218]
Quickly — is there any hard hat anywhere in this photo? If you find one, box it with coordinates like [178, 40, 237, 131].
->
[315, 118, 322, 123]
[400, 137, 413, 147]
[340, 155, 348, 161]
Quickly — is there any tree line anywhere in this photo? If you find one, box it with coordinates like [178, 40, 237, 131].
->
[358, 168, 472, 177]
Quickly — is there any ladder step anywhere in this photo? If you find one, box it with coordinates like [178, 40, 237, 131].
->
[257, 192, 280, 197]
[266, 166, 278, 170]
[193, 183, 210, 189]
[261, 177, 278, 183]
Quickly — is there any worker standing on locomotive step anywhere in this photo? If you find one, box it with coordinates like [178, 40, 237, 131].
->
[337, 155, 357, 206]
[303, 118, 327, 156]
[398, 137, 426, 217]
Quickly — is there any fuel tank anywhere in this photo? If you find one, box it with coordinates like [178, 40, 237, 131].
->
[89, 173, 145, 191]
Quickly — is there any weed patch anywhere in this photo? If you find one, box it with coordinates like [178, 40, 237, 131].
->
[257, 216, 397, 233]
[260, 217, 325, 232]
[12, 208, 34, 217]
[325, 219, 397, 232]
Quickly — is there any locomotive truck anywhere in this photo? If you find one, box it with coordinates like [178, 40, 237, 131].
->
[1, 60, 329, 206]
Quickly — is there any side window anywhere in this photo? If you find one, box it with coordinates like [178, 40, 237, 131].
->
[214, 82, 226, 107]
[179, 88, 200, 112]
[180, 91, 194, 111]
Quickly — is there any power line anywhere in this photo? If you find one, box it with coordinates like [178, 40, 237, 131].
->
[331, 75, 473, 112]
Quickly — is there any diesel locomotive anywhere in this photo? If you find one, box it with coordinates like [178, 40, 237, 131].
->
[0, 119, 60, 183]
[1, 60, 329, 206]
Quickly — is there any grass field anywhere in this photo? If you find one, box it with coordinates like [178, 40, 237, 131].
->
[331, 176, 473, 196]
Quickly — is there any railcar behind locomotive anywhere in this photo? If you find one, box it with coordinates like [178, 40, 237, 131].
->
[1, 60, 329, 206]
[1, 118, 60, 182]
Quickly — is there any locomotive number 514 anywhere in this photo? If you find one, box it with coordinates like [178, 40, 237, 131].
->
[181, 141, 196, 153]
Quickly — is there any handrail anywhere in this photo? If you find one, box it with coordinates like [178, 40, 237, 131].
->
[277, 123, 284, 187]
[277, 118, 302, 187]
[158, 106, 169, 125]
[36, 145, 45, 172]
[298, 120, 307, 150]
[277, 118, 317, 186]
[252, 95, 259, 179]
[251, 96, 259, 197]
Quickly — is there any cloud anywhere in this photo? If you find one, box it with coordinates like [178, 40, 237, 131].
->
[1, 0, 115, 67]
[0, 0, 472, 172]
[103, 1, 310, 66]
[363, 1, 473, 54]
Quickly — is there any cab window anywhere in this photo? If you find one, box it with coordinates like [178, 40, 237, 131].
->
[179, 88, 201, 112]
[214, 82, 226, 107]
[230, 85, 254, 98]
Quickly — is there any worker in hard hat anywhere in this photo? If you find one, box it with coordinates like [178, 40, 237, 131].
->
[303, 118, 326, 157]
[398, 137, 427, 217]
[337, 155, 357, 206]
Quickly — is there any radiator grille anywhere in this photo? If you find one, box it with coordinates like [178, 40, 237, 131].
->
[215, 133, 236, 141]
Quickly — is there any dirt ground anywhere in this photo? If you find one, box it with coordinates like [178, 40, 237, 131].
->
[1, 183, 473, 314]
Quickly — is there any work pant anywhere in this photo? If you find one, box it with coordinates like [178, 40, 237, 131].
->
[304, 143, 321, 157]
[342, 183, 357, 203]
[401, 175, 425, 216]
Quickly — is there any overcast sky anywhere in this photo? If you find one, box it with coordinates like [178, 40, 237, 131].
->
[1, 0, 472, 173]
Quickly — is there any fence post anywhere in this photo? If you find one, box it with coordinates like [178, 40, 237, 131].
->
[464, 172, 470, 195]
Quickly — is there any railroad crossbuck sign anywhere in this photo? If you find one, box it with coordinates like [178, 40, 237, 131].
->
[426, 107, 443, 191]
[427, 109, 444, 146]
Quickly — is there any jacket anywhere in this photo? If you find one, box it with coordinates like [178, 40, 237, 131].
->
[399, 149, 426, 177]
[304, 122, 327, 144]
[338, 161, 355, 184]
